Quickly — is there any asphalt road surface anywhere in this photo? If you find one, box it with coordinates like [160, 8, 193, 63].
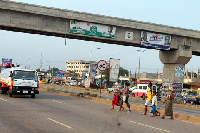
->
[41, 85, 200, 117]
[0, 91, 200, 133]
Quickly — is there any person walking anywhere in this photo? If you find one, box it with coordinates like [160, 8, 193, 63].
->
[120, 82, 131, 112]
[161, 87, 174, 119]
[150, 91, 160, 117]
[111, 82, 121, 110]
[141, 83, 152, 115]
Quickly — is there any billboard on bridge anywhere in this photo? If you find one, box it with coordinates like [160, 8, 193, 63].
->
[140, 31, 171, 50]
[69, 20, 116, 38]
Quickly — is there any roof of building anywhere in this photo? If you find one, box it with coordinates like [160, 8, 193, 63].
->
[66, 60, 97, 64]
[184, 81, 200, 87]
[59, 71, 70, 74]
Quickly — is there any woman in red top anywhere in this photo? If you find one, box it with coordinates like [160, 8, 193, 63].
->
[111, 82, 121, 110]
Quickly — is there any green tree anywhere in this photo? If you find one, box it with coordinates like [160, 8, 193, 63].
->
[69, 71, 80, 78]
[50, 67, 60, 76]
[36, 67, 60, 76]
[102, 67, 129, 87]
[119, 67, 129, 77]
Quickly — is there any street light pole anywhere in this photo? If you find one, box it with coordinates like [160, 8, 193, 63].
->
[89, 44, 100, 78]
[137, 50, 145, 80]
[88, 44, 93, 78]
[28, 58, 31, 69]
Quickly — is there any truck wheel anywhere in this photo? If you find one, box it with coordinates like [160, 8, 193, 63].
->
[0, 86, 2, 94]
[10, 93, 12, 97]
[1, 87, 7, 94]
[31, 94, 35, 98]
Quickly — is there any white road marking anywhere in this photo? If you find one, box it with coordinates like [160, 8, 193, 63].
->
[48, 118, 72, 129]
[178, 119, 200, 126]
[0, 98, 8, 102]
[130, 121, 170, 132]
[52, 100, 65, 105]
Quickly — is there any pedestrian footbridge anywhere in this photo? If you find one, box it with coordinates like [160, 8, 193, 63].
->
[0, 0, 200, 85]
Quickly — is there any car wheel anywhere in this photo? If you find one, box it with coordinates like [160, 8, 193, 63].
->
[31, 94, 35, 98]
[191, 101, 194, 105]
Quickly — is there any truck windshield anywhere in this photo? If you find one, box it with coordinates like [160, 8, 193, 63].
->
[13, 70, 37, 80]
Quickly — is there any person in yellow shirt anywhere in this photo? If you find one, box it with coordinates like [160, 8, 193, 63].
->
[141, 83, 152, 115]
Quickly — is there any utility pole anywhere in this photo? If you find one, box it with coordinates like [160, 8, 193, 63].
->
[28, 58, 31, 69]
[89, 43, 93, 78]
[40, 52, 43, 69]
[89, 44, 100, 78]
[52, 67, 54, 77]
[48, 61, 51, 76]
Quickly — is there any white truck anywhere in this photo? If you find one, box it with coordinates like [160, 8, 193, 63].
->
[0, 67, 39, 98]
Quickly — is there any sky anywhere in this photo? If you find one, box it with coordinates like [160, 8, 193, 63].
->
[1, 0, 200, 74]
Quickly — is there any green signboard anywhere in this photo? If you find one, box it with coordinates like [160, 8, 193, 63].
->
[69, 20, 116, 38]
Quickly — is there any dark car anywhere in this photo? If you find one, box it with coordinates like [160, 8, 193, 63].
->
[182, 92, 200, 105]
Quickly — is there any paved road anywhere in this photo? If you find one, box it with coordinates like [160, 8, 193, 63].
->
[0, 91, 200, 133]
[41, 85, 200, 117]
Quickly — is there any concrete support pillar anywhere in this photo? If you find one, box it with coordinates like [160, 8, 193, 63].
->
[159, 45, 192, 85]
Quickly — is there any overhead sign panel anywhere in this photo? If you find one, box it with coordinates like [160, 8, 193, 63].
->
[140, 31, 171, 50]
[69, 20, 116, 38]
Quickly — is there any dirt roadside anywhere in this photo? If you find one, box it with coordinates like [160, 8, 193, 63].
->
[41, 84, 200, 110]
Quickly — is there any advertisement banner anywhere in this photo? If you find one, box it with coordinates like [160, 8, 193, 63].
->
[140, 31, 171, 50]
[90, 64, 96, 79]
[85, 77, 90, 88]
[81, 72, 86, 80]
[69, 20, 116, 38]
[175, 66, 185, 78]
[109, 58, 120, 82]
[172, 82, 183, 97]
[54, 71, 63, 79]
[1, 58, 12, 70]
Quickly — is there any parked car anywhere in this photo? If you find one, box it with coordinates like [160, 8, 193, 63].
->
[129, 86, 137, 93]
[182, 88, 190, 96]
[182, 91, 200, 105]
[70, 80, 77, 86]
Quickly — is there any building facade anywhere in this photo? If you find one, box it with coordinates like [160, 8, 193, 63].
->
[65, 60, 97, 75]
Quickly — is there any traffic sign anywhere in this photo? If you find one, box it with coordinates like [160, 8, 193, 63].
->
[97, 60, 107, 71]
